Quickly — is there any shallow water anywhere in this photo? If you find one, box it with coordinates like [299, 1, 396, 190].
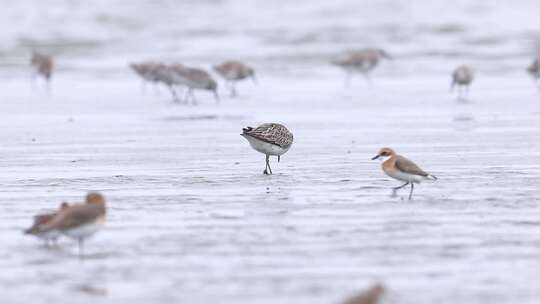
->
[1, 1, 540, 304]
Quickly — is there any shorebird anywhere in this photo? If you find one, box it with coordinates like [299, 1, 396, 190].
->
[527, 56, 540, 88]
[451, 65, 474, 99]
[174, 66, 219, 104]
[372, 148, 437, 200]
[30, 51, 54, 90]
[37, 192, 106, 257]
[241, 123, 293, 175]
[213, 60, 256, 96]
[24, 202, 69, 245]
[332, 48, 391, 87]
[152, 64, 186, 102]
[129, 61, 163, 94]
[343, 284, 385, 304]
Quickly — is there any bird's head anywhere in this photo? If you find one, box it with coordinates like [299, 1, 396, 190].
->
[372, 147, 395, 160]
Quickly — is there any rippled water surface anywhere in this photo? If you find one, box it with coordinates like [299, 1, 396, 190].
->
[1, 1, 540, 304]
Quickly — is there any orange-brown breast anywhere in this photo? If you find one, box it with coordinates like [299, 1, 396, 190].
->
[381, 156, 397, 175]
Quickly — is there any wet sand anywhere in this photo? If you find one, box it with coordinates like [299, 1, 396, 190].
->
[1, 73, 540, 304]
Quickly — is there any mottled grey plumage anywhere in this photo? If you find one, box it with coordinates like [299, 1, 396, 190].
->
[242, 123, 293, 149]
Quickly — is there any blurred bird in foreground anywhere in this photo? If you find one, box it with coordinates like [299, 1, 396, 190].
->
[343, 284, 385, 304]
[451, 65, 474, 99]
[332, 48, 392, 87]
[213, 60, 256, 97]
[30, 51, 54, 91]
[24, 202, 69, 245]
[35, 192, 107, 257]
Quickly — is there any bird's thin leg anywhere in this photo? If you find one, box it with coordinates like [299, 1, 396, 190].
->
[409, 183, 415, 200]
[392, 182, 409, 197]
[267, 156, 273, 174]
[45, 78, 52, 95]
[393, 182, 409, 191]
[168, 85, 179, 103]
[213, 90, 220, 103]
[189, 89, 197, 105]
[263, 155, 269, 175]
[178, 86, 186, 103]
[230, 81, 237, 97]
[182, 88, 190, 103]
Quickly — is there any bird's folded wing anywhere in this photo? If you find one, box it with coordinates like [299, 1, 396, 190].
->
[40, 204, 101, 231]
[395, 155, 428, 176]
[245, 123, 293, 148]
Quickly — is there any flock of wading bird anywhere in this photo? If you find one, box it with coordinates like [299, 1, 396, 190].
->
[23, 49, 540, 304]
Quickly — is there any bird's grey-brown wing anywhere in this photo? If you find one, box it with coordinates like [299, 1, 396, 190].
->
[395, 155, 429, 176]
[41, 204, 102, 231]
[245, 123, 293, 148]
[25, 213, 55, 234]
[178, 68, 211, 82]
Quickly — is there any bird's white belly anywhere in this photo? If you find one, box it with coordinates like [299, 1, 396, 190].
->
[245, 136, 288, 156]
[63, 222, 103, 240]
[37, 230, 61, 240]
[387, 170, 424, 183]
